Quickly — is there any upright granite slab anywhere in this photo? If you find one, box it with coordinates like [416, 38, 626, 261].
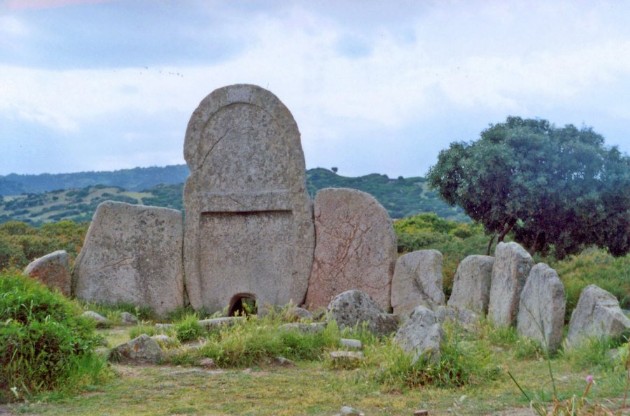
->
[73, 201, 184, 317]
[305, 188, 397, 310]
[566, 284, 630, 348]
[23, 250, 71, 296]
[183, 84, 315, 313]
[391, 250, 445, 318]
[488, 242, 534, 327]
[516, 263, 566, 353]
[447, 255, 494, 315]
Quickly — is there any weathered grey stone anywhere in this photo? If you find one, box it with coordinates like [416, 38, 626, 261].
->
[488, 242, 534, 327]
[198, 317, 243, 330]
[23, 250, 71, 296]
[273, 356, 295, 367]
[566, 285, 630, 348]
[199, 358, 217, 368]
[435, 305, 480, 330]
[183, 84, 315, 313]
[288, 306, 313, 320]
[340, 338, 362, 349]
[110, 334, 162, 364]
[327, 290, 398, 336]
[151, 334, 179, 349]
[305, 188, 396, 310]
[394, 306, 443, 364]
[120, 312, 139, 325]
[447, 255, 495, 314]
[516, 263, 566, 353]
[280, 322, 326, 334]
[338, 405, 365, 416]
[81, 310, 109, 327]
[391, 250, 445, 318]
[73, 201, 184, 317]
[329, 351, 365, 367]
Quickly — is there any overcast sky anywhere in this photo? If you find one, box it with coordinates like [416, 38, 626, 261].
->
[1, 0, 629, 178]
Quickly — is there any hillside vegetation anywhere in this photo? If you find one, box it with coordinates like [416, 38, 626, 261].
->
[0, 166, 467, 224]
[0, 165, 189, 195]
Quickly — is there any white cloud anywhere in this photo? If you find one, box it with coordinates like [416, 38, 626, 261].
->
[2, 0, 630, 176]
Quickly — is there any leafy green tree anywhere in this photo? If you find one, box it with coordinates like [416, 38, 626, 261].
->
[427, 116, 630, 258]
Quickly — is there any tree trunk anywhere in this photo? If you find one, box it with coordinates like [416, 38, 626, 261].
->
[486, 234, 496, 255]
[498, 218, 517, 243]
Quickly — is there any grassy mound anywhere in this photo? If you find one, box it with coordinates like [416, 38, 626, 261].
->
[0, 273, 108, 403]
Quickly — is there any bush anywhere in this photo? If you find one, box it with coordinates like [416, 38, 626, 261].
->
[0, 273, 106, 402]
[174, 313, 205, 343]
[0, 220, 88, 272]
[553, 248, 630, 321]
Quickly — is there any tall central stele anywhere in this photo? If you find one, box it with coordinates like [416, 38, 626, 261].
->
[183, 84, 315, 313]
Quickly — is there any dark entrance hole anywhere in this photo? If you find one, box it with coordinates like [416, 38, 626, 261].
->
[228, 293, 257, 316]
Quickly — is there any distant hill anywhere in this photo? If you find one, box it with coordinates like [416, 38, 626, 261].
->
[0, 166, 467, 224]
[0, 165, 190, 195]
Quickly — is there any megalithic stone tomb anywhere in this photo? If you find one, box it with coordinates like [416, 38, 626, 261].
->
[183, 84, 315, 314]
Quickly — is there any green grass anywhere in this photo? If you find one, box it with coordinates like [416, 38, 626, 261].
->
[0, 273, 110, 403]
[6, 316, 630, 415]
[552, 248, 630, 321]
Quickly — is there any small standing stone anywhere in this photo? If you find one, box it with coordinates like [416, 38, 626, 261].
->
[447, 255, 494, 315]
[566, 285, 630, 348]
[391, 250, 445, 319]
[516, 263, 566, 353]
[488, 242, 534, 327]
[23, 250, 72, 296]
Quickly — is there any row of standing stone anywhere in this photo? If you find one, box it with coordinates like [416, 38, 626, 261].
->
[393, 242, 630, 352]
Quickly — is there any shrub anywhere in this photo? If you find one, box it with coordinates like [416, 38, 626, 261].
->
[0, 273, 106, 402]
[174, 313, 205, 343]
[0, 220, 88, 271]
